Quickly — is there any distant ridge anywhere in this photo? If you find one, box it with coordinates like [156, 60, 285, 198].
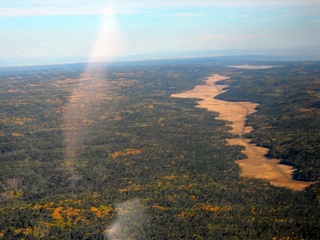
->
[1, 47, 319, 67]
[118, 47, 320, 62]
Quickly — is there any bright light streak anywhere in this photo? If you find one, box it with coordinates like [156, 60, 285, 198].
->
[62, 2, 125, 185]
[88, 4, 125, 64]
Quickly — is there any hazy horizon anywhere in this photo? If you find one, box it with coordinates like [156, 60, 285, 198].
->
[1, 0, 320, 66]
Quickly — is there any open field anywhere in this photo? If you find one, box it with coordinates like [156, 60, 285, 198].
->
[228, 65, 277, 69]
[172, 74, 315, 191]
[172, 74, 258, 135]
[231, 138, 316, 191]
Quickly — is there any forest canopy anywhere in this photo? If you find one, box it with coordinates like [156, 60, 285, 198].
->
[0, 60, 319, 239]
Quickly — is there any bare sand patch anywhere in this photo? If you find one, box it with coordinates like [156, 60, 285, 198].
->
[172, 74, 258, 135]
[172, 74, 315, 191]
[229, 65, 276, 69]
[230, 139, 315, 191]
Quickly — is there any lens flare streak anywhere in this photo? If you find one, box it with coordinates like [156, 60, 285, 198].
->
[61, 3, 124, 185]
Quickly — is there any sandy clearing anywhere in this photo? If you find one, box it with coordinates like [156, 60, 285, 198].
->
[172, 74, 316, 191]
[230, 139, 315, 190]
[172, 74, 258, 135]
[229, 65, 277, 69]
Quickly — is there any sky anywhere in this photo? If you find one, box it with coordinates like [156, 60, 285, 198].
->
[0, 0, 320, 66]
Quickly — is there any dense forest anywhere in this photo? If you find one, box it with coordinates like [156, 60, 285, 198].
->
[0, 60, 319, 239]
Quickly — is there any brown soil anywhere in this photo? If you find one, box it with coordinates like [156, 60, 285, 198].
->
[172, 74, 316, 191]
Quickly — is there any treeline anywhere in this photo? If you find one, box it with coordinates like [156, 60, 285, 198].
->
[216, 62, 320, 182]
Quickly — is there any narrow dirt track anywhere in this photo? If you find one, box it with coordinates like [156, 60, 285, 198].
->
[172, 74, 316, 191]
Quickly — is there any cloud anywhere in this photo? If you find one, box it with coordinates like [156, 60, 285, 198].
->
[173, 13, 206, 18]
[0, 6, 96, 17]
[227, 15, 252, 19]
[200, 33, 268, 42]
[189, 33, 272, 50]
[159, 13, 207, 18]
[1, 0, 319, 17]
[116, 0, 320, 9]
[0, 5, 139, 17]
[157, 0, 320, 8]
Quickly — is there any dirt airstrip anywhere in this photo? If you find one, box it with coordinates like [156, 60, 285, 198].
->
[172, 74, 316, 191]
